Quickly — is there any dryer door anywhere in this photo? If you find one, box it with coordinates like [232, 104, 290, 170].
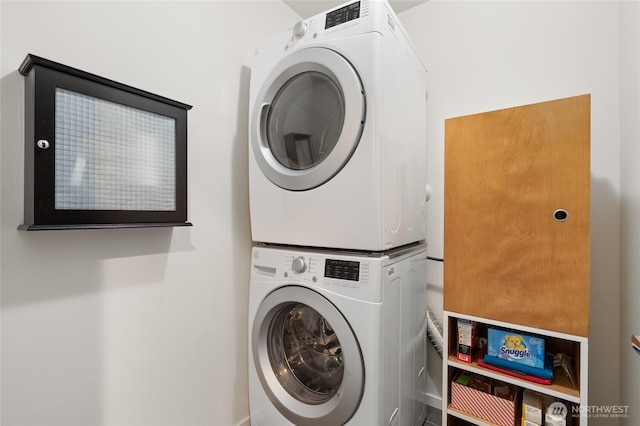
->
[251, 286, 364, 425]
[251, 47, 365, 191]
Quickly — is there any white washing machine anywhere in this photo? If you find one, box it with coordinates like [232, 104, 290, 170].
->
[248, 243, 428, 425]
[248, 0, 428, 251]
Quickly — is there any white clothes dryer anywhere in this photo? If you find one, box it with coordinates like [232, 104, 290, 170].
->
[248, 0, 428, 251]
[248, 243, 428, 425]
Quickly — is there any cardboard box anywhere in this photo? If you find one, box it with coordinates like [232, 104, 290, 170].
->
[522, 389, 543, 425]
[450, 372, 518, 426]
[456, 319, 477, 363]
[487, 327, 546, 369]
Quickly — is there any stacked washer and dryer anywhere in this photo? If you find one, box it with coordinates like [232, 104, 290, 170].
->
[247, 0, 429, 424]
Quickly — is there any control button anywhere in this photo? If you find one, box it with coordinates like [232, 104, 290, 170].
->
[293, 21, 307, 38]
[292, 256, 307, 273]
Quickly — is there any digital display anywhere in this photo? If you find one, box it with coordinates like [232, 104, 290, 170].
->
[324, 259, 360, 281]
[325, 1, 361, 29]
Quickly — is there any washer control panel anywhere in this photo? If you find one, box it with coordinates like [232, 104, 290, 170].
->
[251, 245, 409, 303]
[283, 253, 370, 289]
[324, 259, 360, 281]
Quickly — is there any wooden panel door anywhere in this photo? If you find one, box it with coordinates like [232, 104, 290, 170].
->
[443, 95, 590, 337]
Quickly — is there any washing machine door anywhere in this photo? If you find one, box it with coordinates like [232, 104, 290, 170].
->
[252, 286, 364, 425]
[251, 47, 365, 191]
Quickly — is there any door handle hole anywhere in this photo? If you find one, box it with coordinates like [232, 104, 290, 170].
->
[553, 209, 568, 222]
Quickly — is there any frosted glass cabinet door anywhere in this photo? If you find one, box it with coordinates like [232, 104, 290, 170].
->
[19, 54, 192, 230]
[443, 95, 590, 337]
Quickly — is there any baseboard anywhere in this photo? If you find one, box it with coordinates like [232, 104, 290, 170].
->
[236, 415, 251, 426]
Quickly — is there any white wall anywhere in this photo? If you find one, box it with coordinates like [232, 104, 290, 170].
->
[399, 0, 624, 422]
[619, 1, 640, 423]
[1, 1, 636, 425]
[0, 2, 299, 425]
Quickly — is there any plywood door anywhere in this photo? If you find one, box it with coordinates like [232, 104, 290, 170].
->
[443, 95, 590, 337]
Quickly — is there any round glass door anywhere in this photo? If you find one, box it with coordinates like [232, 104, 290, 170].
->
[268, 303, 344, 404]
[252, 286, 364, 425]
[266, 72, 344, 171]
[251, 47, 365, 191]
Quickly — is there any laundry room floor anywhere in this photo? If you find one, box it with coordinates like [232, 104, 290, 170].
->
[424, 405, 442, 426]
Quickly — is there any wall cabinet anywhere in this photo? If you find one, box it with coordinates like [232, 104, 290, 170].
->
[443, 94, 590, 337]
[442, 95, 591, 425]
[19, 54, 192, 230]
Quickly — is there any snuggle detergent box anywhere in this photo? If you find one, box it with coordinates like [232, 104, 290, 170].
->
[486, 328, 545, 369]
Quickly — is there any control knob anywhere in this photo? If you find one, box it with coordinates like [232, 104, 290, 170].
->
[292, 256, 307, 273]
[293, 21, 307, 38]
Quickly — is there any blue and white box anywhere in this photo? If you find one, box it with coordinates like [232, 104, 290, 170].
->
[486, 328, 546, 369]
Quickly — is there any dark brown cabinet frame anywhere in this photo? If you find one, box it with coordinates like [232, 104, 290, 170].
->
[19, 54, 192, 230]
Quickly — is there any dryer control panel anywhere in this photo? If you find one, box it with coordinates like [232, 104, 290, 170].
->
[325, 1, 361, 29]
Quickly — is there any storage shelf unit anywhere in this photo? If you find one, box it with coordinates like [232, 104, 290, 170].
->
[442, 311, 589, 425]
[442, 96, 591, 425]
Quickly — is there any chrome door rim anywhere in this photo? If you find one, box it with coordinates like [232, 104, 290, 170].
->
[250, 47, 365, 191]
[251, 286, 364, 425]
